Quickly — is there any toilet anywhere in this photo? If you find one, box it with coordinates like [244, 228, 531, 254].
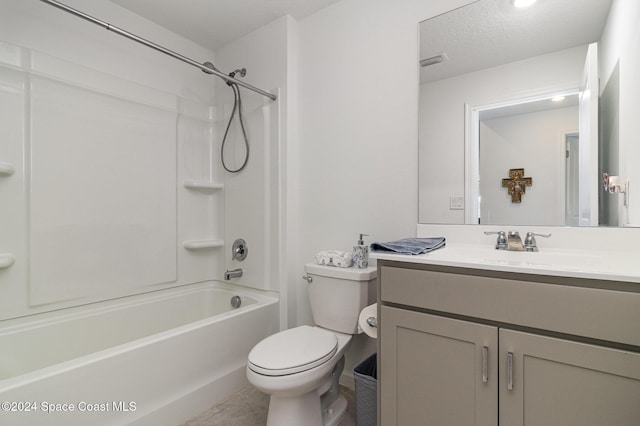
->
[246, 262, 377, 426]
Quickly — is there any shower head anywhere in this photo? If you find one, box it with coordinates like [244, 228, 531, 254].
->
[204, 63, 246, 85]
[225, 68, 247, 87]
[229, 68, 247, 79]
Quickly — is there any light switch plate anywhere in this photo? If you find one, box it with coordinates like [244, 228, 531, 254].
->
[449, 197, 464, 210]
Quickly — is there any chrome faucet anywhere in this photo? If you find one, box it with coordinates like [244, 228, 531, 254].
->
[523, 232, 551, 252]
[484, 231, 507, 250]
[224, 268, 243, 280]
[507, 231, 525, 251]
[486, 230, 551, 251]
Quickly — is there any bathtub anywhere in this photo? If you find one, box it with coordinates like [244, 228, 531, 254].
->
[0, 282, 279, 426]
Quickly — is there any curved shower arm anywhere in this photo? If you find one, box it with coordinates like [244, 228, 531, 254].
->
[39, 0, 277, 101]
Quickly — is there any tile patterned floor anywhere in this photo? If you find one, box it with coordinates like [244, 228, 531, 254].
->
[182, 385, 356, 426]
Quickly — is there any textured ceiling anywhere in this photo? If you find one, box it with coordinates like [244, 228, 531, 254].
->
[420, 0, 614, 84]
[109, 0, 341, 51]
[107, 0, 613, 81]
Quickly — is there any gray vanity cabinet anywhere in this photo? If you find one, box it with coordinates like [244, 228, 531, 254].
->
[499, 329, 640, 426]
[380, 306, 498, 426]
[378, 261, 640, 426]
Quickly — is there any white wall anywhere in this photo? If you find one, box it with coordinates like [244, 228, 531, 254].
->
[599, 0, 640, 226]
[419, 45, 587, 224]
[296, 0, 474, 382]
[0, 0, 221, 318]
[213, 16, 296, 328]
[479, 106, 578, 226]
[0, 0, 215, 99]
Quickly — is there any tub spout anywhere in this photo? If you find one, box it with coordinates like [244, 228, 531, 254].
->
[224, 268, 243, 280]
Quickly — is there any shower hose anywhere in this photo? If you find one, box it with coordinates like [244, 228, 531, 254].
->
[221, 81, 249, 173]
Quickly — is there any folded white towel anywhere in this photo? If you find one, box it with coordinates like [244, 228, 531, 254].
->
[315, 250, 353, 268]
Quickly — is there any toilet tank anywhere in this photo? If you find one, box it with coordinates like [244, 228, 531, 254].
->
[305, 263, 377, 334]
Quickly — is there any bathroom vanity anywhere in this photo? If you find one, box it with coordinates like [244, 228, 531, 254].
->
[374, 240, 640, 425]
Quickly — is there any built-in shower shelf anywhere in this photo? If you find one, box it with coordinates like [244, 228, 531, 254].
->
[183, 180, 224, 191]
[183, 240, 224, 250]
[0, 162, 15, 177]
[0, 254, 16, 269]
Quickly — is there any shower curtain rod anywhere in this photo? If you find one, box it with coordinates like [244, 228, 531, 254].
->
[39, 0, 278, 101]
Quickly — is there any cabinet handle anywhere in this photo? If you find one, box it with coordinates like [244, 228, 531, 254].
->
[482, 346, 488, 383]
[507, 352, 514, 391]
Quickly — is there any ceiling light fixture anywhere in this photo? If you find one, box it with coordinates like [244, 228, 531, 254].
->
[511, 0, 537, 8]
[420, 52, 448, 67]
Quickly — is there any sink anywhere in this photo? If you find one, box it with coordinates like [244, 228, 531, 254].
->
[371, 240, 640, 282]
[430, 246, 599, 270]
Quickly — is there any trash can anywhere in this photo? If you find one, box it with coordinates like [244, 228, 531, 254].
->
[353, 352, 377, 426]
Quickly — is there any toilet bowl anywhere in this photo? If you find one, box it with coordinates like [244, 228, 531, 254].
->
[246, 263, 377, 426]
[247, 326, 352, 426]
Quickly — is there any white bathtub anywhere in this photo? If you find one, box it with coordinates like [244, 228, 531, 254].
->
[0, 282, 279, 426]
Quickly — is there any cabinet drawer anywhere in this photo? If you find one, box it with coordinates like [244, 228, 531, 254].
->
[380, 265, 640, 347]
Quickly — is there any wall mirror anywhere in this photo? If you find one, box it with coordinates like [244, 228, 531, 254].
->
[418, 0, 639, 227]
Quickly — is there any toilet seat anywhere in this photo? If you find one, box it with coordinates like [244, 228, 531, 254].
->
[248, 326, 338, 376]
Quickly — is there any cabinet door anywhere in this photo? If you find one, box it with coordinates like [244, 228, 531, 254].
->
[380, 306, 498, 426]
[500, 329, 640, 426]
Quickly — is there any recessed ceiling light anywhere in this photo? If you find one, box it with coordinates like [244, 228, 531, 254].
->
[511, 0, 537, 8]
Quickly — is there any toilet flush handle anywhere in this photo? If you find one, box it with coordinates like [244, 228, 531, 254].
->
[302, 275, 313, 283]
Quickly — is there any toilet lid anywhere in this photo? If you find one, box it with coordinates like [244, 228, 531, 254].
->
[248, 326, 338, 376]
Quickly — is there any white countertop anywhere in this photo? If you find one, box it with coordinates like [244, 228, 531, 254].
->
[371, 244, 640, 283]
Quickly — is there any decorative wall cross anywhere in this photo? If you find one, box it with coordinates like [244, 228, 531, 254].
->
[501, 168, 532, 203]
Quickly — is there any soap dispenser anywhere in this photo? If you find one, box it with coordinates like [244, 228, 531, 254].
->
[352, 233, 369, 269]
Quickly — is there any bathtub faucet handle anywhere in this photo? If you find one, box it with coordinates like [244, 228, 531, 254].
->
[232, 239, 248, 261]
